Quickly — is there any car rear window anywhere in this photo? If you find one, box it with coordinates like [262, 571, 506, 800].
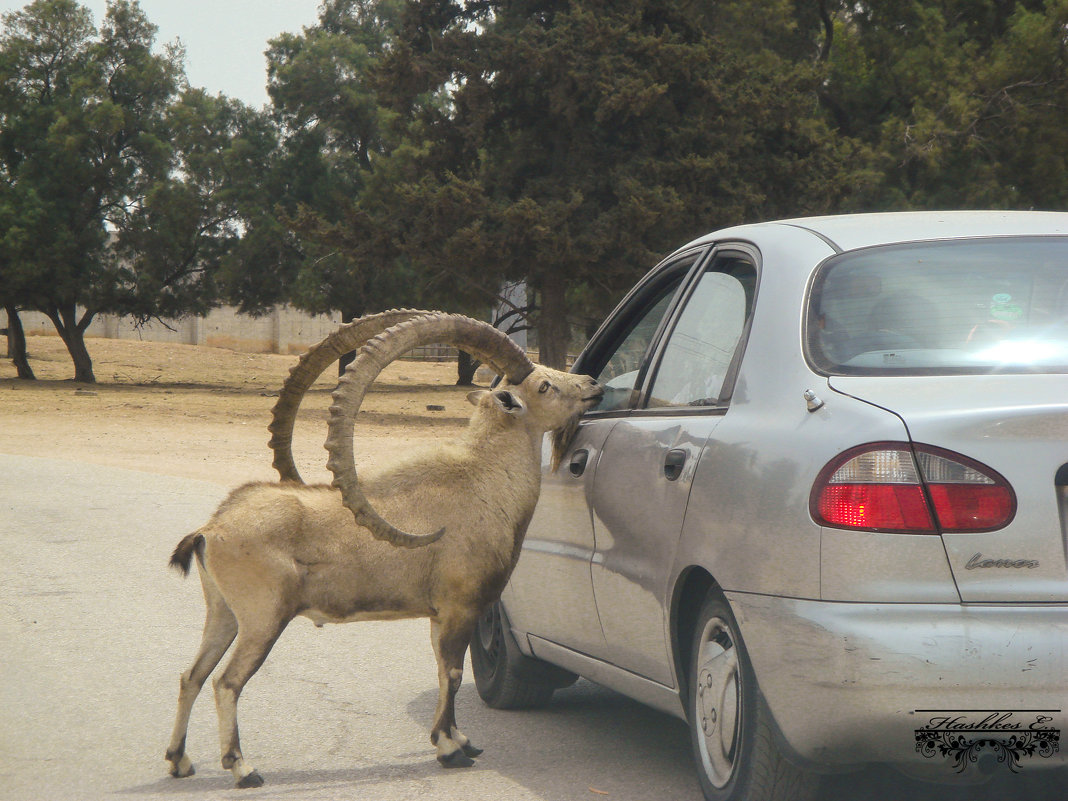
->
[807, 237, 1068, 375]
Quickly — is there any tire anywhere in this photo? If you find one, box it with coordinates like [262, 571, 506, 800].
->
[688, 591, 819, 801]
[470, 601, 577, 709]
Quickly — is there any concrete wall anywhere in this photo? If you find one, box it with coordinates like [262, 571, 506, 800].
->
[3, 306, 479, 360]
[7, 306, 348, 355]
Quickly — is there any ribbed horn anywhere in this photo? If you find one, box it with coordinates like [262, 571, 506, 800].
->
[268, 309, 445, 483]
[325, 313, 535, 548]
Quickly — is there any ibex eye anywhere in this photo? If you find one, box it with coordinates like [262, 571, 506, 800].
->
[539, 381, 550, 393]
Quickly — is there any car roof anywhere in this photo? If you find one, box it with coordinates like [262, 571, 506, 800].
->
[683, 210, 1068, 254]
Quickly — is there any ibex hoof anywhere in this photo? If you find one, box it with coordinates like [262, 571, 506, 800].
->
[461, 742, 484, 758]
[437, 750, 476, 769]
[166, 754, 195, 778]
[236, 770, 265, 788]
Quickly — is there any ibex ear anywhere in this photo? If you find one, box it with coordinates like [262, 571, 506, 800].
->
[491, 389, 527, 415]
[467, 390, 490, 407]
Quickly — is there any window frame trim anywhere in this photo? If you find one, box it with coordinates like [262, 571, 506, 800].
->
[635, 243, 761, 415]
[575, 241, 762, 421]
[573, 246, 710, 420]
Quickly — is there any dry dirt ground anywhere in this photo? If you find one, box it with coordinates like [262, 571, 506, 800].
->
[0, 335, 484, 487]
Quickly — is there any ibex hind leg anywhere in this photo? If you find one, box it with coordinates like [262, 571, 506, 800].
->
[430, 616, 482, 767]
[166, 569, 238, 779]
[212, 616, 288, 788]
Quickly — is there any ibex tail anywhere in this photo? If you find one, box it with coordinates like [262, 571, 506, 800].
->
[169, 533, 205, 576]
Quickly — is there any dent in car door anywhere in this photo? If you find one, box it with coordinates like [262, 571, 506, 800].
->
[590, 417, 722, 685]
[507, 251, 704, 656]
[589, 254, 758, 685]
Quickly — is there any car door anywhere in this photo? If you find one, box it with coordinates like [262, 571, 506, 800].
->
[588, 251, 759, 685]
[504, 251, 702, 655]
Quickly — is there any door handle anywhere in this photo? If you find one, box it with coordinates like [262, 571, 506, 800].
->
[569, 449, 590, 477]
[664, 449, 687, 481]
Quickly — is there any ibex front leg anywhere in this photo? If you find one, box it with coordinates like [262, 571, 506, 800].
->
[430, 614, 483, 767]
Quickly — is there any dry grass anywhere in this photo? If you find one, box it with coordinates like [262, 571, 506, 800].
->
[0, 335, 487, 486]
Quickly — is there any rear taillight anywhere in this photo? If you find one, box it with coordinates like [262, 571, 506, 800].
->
[811, 443, 1016, 534]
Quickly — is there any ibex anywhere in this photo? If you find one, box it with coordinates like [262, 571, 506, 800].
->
[164, 311, 602, 788]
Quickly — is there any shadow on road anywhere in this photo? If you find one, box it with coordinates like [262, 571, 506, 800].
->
[404, 677, 1065, 801]
[119, 760, 444, 798]
[408, 678, 699, 800]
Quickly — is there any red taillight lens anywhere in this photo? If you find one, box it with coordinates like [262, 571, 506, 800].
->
[811, 443, 1016, 534]
[926, 484, 1015, 531]
[816, 483, 934, 532]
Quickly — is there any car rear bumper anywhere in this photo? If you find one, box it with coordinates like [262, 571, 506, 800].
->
[727, 593, 1067, 772]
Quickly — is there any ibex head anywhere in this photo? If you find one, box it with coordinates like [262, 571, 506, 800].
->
[468, 363, 601, 435]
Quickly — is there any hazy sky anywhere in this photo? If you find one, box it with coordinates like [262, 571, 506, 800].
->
[0, 0, 325, 108]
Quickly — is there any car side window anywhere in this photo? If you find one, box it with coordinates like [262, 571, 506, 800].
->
[647, 256, 757, 408]
[593, 284, 681, 412]
[585, 254, 701, 412]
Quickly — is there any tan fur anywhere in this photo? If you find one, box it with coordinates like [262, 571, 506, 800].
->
[165, 364, 601, 786]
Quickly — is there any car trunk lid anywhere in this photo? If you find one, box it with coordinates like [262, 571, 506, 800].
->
[828, 374, 1068, 602]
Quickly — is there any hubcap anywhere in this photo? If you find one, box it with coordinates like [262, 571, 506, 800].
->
[478, 605, 502, 664]
[694, 616, 740, 789]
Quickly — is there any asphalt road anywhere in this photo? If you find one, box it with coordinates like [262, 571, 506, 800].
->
[1, 454, 1063, 801]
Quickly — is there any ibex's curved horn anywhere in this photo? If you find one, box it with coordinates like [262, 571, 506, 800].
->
[268, 309, 445, 483]
[325, 313, 535, 548]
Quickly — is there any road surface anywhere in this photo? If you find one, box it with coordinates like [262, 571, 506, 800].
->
[0, 454, 1062, 800]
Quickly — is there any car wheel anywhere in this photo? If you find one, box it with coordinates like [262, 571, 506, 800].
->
[689, 591, 818, 801]
[470, 601, 576, 709]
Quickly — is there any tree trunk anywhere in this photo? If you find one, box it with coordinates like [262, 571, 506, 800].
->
[4, 305, 35, 380]
[46, 304, 96, 383]
[456, 350, 479, 385]
[338, 348, 357, 377]
[337, 306, 363, 378]
[536, 273, 570, 370]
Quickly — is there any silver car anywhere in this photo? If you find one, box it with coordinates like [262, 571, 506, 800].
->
[470, 211, 1068, 800]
